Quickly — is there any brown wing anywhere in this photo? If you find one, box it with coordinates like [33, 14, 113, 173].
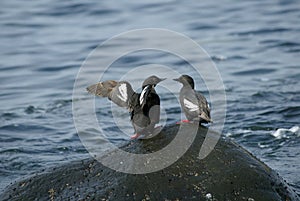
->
[86, 80, 118, 97]
[87, 80, 135, 109]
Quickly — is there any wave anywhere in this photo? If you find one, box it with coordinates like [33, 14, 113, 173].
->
[271, 126, 300, 139]
[232, 27, 290, 36]
[232, 68, 277, 76]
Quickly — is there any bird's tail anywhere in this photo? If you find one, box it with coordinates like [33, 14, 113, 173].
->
[86, 80, 118, 97]
[199, 112, 213, 123]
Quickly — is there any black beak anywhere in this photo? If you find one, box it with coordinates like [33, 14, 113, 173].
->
[173, 78, 180, 82]
[159, 78, 166, 83]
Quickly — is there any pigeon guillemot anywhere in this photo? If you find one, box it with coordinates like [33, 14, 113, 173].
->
[87, 75, 165, 139]
[173, 75, 212, 124]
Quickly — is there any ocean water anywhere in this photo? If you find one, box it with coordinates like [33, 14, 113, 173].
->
[1, 0, 300, 195]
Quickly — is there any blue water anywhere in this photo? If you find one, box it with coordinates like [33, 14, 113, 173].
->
[1, 0, 300, 195]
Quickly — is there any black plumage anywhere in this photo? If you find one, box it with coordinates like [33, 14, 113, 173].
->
[87, 75, 165, 139]
[173, 75, 212, 124]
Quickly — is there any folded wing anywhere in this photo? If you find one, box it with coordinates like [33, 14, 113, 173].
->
[196, 92, 212, 122]
[183, 98, 199, 112]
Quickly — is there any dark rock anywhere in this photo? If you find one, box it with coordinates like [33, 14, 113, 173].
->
[1, 125, 299, 201]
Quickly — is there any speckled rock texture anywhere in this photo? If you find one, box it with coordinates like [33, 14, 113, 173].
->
[2, 125, 299, 201]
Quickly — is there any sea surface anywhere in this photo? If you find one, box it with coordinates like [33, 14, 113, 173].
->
[1, 0, 300, 195]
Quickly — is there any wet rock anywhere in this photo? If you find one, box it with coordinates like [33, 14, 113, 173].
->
[1, 125, 299, 201]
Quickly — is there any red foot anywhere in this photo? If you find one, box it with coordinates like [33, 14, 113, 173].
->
[176, 119, 191, 124]
[130, 133, 140, 139]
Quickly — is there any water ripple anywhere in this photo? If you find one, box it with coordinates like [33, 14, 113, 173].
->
[1, 0, 300, 194]
[231, 68, 277, 76]
[233, 27, 291, 36]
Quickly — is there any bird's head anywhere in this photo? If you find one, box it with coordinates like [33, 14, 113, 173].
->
[142, 75, 166, 88]
[173, 74, 195, 89]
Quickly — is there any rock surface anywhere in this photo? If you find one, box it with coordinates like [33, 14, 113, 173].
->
[2, 124, 299, 201]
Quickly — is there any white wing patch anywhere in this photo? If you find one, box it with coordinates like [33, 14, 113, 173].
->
[117, 83, 127, 102]
[183, 98, 199, 112]
[139, 85, 149, 105]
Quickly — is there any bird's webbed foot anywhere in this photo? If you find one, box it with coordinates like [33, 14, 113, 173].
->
[176, 119, 192, 124]
[130, 133, 141, 139]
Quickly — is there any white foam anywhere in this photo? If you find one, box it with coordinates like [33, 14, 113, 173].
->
[260, 77, 270, 82]
[289, 125, 299, 133]
[258, 142, 269, 149]
[225, 132, 233, 137]
[271, 125, 299, 139]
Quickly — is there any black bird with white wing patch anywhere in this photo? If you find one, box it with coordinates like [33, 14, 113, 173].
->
[173, 75, 212, 124]
[87, 75, 165, 139]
